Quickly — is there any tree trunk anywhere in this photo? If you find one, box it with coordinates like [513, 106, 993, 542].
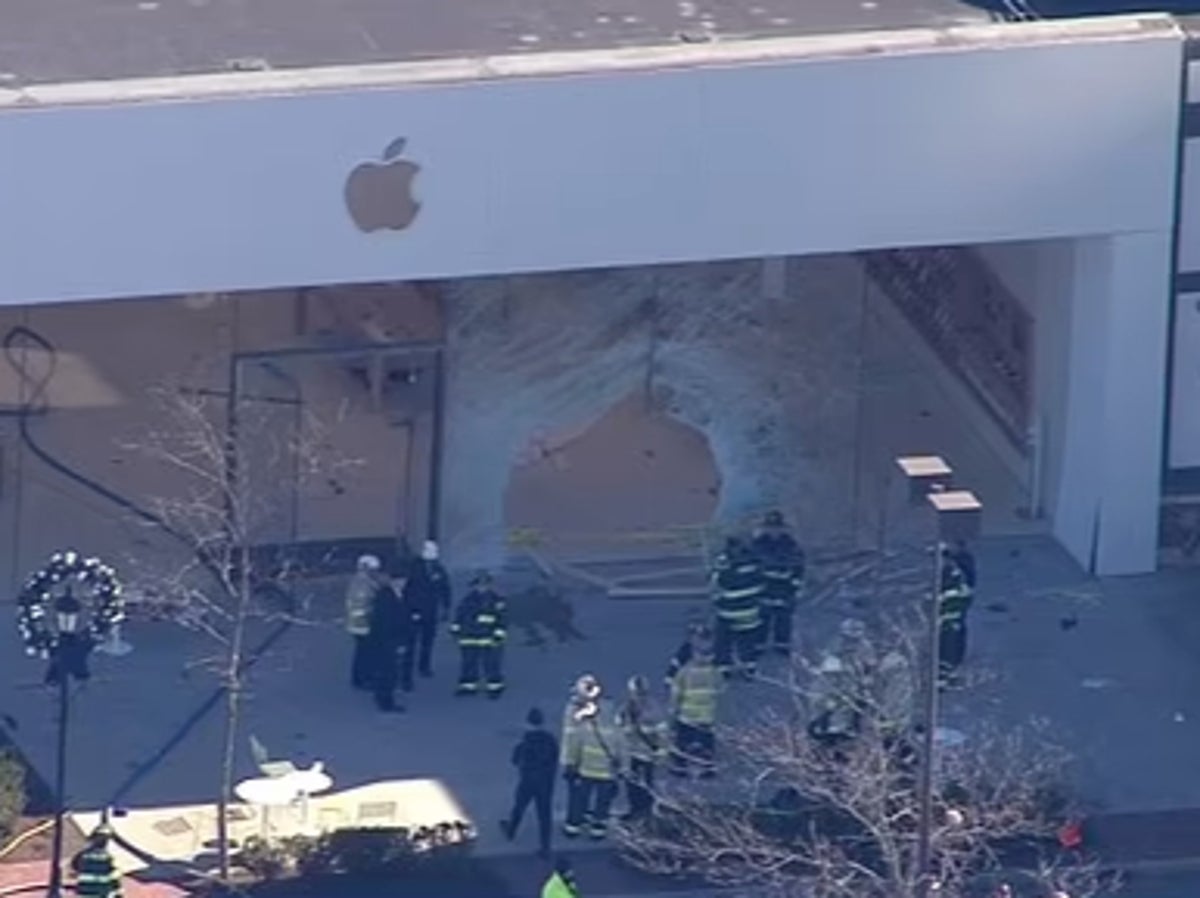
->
[216, 672, 241, 880]
[216, 546, 252, 881]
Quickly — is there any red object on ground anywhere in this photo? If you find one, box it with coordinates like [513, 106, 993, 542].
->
[1058, 820, 1084, 849]
[0, 861, 186, 897]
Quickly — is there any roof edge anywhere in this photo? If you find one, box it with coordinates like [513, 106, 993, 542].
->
[0, 13, 1180, 110]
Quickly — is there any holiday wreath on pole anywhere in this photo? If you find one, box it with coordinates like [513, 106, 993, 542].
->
[16, 552, 124, 658]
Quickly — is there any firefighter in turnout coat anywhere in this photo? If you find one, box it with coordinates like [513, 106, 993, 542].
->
[938, 543, 975, 686]
[669, 626, 721, 778]
[562, 695, 627, 839]
[562, 675, 602, 754]
[711, 537, 765, 678]
[751, 510, 806, 657]
[345, 554, 381, 690]
[451, 571, 507, 698]
[616, 674, 669, 820]
[71, 823, 123, 898]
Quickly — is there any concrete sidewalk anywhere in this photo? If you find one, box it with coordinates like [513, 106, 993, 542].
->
[1, 534, 1199, 890]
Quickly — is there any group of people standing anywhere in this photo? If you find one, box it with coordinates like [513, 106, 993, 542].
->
[498, 656, 719, 861]
[344, 540, 509, 712]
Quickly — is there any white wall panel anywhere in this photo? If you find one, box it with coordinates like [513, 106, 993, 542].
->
[1169, 293, 1200, 467]
[0, 26, 1182, 305]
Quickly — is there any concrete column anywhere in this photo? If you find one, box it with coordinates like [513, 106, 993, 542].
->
[761, 257, 788, 300]
[1053, 232, 1172, 575]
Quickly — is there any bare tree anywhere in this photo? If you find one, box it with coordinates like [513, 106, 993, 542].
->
[123, 380, 354, 880]
[616, 594, 1103, 898]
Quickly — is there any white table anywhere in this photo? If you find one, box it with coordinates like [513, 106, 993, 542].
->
[235, 763, 333, 836]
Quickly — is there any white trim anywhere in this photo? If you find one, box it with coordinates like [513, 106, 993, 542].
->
[0, 13, 1177, 109]
[1188, 59, 1200, 100]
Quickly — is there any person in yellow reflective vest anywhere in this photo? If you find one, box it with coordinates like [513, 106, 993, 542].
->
[561, 674, 602, 770]
[450, 571, 507, 698]
[345, 554, 381, 690]
[669, 626, 720, 778]
[711, 537, 765, 679]
[542, 856, 581, 898]
[616, 674, 669, 821]
[562, 695, 626, 839]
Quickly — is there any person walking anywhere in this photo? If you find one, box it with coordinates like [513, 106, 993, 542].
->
[404, 539, 452, 680]
[711, 537, 765, 679]
[366, 573, 408, 713]
[616, 675, 668, 821]
[938, 544, 975, 687]
[751, 510, 806, 658]
[541, 856, 581, 898]
[450, 571, 507, 698]
[562, 695, 626, 840]
[502, 707, 558, 858]
[345, 554, 381, 690]
[669, 626, 720, 778]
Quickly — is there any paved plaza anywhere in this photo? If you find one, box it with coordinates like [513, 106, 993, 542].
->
[0, 534, 1198, 871]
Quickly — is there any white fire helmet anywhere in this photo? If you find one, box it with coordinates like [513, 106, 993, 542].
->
[573, 674, 602, 703]
[357, 554, 382, 572]
[421, 540, 439, 561]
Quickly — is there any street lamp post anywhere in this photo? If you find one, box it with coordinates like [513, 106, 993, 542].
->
[895, 457, 981, 898]
[15, 552, 124, 898]
[46, 592, 83, 898]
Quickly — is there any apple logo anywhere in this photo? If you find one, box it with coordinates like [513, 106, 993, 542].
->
[344, 138, 422, 233]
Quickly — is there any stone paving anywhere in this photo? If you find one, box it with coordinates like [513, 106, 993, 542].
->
[1, 533, 1198, 871]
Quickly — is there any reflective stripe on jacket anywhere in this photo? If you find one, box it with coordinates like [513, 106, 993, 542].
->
[344, 573, 375, 636]
[564, 707, 625, 780]
[450, 589, 507, 646]
[713, 561, 764, 631]
[753, 533, 805, 606]
[938, 585, 973, 626]
[75, 846, 119, 898]
[618, 699, 669, 762]
[672, 661, 719, 727]
[560, 700, 582, 766]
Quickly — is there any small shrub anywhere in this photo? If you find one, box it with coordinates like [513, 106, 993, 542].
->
[239, 823, 476, 882]
[237, 836, 289, 880]
[0, 750, 27, 840]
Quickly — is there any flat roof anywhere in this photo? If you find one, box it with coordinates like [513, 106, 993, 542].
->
[0, 0, 1000, 87]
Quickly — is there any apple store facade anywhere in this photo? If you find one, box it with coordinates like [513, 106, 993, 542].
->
[0, 13, 1190, 580]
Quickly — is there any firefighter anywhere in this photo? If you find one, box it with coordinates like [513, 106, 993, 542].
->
[562, 692, 626, 840]
[711, 537, 765, 678]
[562, 675, 602, 774]
[938, 544, 975, 687]
[616, 674, 669, 821]
[72, 823, 122, 898]
[345, 554, 381, 690]
[751, 510, 806, 657]
[808, 619, 870, 748]
[450, 571, 507, 698]
[669, 626, 720, 778]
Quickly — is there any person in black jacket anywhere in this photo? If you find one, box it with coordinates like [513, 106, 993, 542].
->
[501, 707, 558, 857]
[403, 540, 453, 684]
[367, 576, 411, 713]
